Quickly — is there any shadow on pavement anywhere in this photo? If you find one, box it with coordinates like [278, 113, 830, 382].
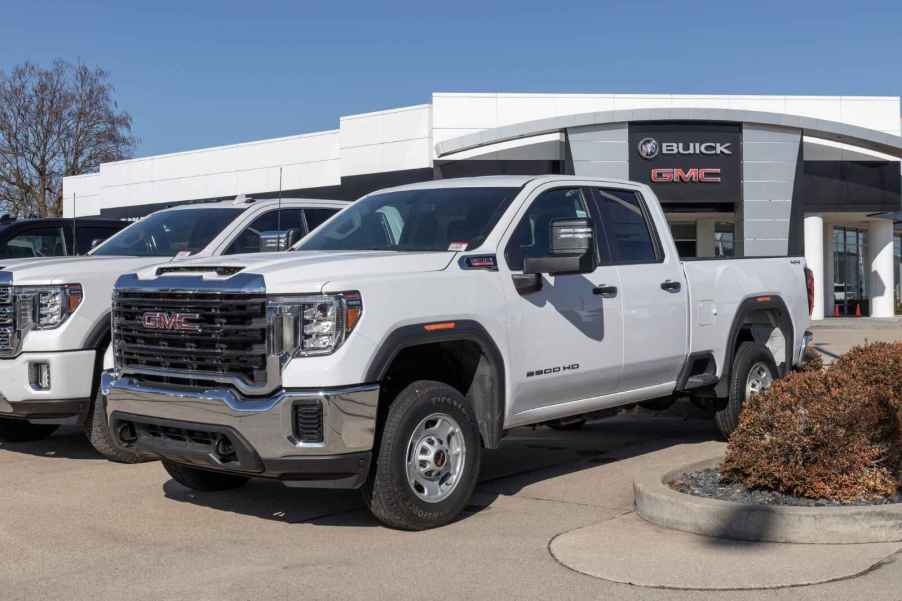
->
[159, 414, 722, 528]
[0, 425, 105, 461]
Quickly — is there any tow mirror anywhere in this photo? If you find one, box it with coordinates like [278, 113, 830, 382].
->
[259, 229, 301, 252]
[522, 218, 596, 276]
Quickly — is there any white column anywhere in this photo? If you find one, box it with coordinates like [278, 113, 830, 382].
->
[823, 222, 834, 318]
[804, 214, 825, 320]
[868, 220, 895, 318]
[695, 219, 716, 258]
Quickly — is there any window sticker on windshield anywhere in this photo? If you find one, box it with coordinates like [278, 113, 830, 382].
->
[176, 251, 192, 258]
[448, 242, 468, 251]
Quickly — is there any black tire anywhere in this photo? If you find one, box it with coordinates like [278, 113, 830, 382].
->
[715, 342, 778, 439]
[0, 418, 58, 442]
[363, 380, 482, 531]
[547, 418, 587, 431]
[163, 460, 250, 492]
[83, 387, 156, 464]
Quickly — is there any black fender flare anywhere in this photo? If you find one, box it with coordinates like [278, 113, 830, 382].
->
[364, 319, 506, 449]
[84, 310, 112, 351]
[714, 295, 794, 398]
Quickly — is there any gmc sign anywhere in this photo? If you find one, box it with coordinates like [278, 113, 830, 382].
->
[629, 122, 741, 204]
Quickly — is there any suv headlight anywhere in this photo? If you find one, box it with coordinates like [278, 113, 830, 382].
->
[15, 284, 84, 330]
[268, 291, 362, 358]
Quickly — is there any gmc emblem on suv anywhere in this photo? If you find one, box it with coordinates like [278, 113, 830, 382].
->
[142, 312, 201, 333]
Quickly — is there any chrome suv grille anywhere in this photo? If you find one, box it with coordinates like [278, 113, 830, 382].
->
[112, 290, 271, 391]
[0, 285, 15, 355]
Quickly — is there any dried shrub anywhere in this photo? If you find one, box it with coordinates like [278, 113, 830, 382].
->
[722, 342, 902, 502]
[798, 347, 824, 373]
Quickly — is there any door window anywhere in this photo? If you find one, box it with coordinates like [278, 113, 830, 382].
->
[505, 188, 593, 271]
[0, 227, 66, 258]
[225, 209, 305, 255]
[75, 225, 123, 254]
[593, 188, 660, 264]
[304, 208, 338, 232]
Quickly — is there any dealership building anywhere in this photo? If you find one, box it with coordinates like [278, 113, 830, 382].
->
[63, 93, 902, 320]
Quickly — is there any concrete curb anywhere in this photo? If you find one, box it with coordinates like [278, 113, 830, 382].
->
[634, 457, 902, 544]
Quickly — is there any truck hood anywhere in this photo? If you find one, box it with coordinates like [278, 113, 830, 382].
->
[129, 250, 457, 293]
[0, 255, 175, 286]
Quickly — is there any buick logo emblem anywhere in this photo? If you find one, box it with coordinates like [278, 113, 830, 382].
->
[637, 137, 659, 160]
[143, 312, 201, 333]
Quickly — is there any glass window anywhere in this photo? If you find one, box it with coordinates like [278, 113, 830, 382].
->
[714, 222, 735, 257]
[75, 225, 123, 254]
[0, 227, 66, 258]
[92, 208, 243, 257]
[299, 187, 518, 253]
[505, 188, 590, 271]
[304, 208, 338, 232]
[594, 189, 658, 263]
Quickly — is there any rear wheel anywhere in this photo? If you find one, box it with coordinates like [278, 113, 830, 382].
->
[715, 342, 778, 438]
[363, 380, 482, 531]
[0, 418, 58, 442]
[163, 461, 250, 492]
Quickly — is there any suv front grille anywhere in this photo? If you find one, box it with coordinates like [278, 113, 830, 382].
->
[112, 290, 270, 390]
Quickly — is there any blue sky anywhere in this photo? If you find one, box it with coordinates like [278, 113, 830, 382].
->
[2, 0, 899, 158]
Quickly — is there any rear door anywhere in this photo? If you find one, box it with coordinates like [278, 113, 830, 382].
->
[589, 187, 688, 392]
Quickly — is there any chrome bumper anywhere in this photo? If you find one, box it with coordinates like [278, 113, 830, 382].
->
[102, 372, 379, 487]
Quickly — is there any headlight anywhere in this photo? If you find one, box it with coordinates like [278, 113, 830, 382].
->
[15, 284, 83, 330]
[268, 291, 362, 358]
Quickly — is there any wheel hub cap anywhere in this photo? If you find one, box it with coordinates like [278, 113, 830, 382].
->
[406, 413, 466, 503]
[745, 362, 774, 398]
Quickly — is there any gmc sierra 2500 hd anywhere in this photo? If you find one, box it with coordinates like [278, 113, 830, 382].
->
[0, 196, 348, 461]
[103, 175, 813, 530]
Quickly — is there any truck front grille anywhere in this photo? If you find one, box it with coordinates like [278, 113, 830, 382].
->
[112, 290, 271, 391]
[0, 286, 15, 355]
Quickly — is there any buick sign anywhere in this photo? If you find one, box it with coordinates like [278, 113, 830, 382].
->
[628, 123, 741, 204]
[637, 138, 731, 159]
[637, 137, 659, 160]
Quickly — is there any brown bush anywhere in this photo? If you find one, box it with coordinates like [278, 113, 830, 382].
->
[722, 342, 902, 502]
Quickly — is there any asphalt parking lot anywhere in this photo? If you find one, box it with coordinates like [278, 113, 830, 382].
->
[2, 411, 901, 601]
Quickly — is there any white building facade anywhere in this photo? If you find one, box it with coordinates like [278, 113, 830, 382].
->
[64, 93, 902, 319]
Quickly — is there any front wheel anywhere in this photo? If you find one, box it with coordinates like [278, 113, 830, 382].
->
[0, 418, 58, 442]
[84, 387, 156, 463]
[163, 461, 250, 492]
[363, 380, 482, 531]
[715, 342, 778, 439]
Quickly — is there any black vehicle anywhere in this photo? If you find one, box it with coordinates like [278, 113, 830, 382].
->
[0, 216, 128, 259]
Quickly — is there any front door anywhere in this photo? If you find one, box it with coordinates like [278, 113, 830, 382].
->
[502, 185, 624, 418]
[590, 187, 688, 391]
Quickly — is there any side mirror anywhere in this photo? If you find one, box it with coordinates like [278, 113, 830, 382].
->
[90, 238, 105, 249]
[259, 229, 301, 252]
[523, 218, 596, 276]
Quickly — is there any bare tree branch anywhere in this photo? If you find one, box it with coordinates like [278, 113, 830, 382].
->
[0, 60, 137, 217]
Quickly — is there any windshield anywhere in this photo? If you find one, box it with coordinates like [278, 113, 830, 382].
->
[298, 187, 519, 252]
[92, 208, 243, 257]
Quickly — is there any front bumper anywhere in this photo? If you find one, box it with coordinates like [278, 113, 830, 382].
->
[0, 350, 96, 418]
[102, 372, 379, 489]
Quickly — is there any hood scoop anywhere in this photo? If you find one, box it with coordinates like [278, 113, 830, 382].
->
[156, 265, 244, 277]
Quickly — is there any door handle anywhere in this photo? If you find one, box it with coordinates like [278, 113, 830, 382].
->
[592, 285, 618, 298]
[660, 280, 681, 293]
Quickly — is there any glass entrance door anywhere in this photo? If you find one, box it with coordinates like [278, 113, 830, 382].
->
[832, 226, 869, 316]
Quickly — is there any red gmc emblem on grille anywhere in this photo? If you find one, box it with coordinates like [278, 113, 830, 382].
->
[142, 312, 201, 332]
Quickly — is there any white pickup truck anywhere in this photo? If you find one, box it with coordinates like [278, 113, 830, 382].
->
[0, 196, 348, 461]
[102, 175, 813, 530]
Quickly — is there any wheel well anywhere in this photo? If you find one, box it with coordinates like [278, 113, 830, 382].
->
[377, 339, 504, 449]
[715, 299, 793, 398]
